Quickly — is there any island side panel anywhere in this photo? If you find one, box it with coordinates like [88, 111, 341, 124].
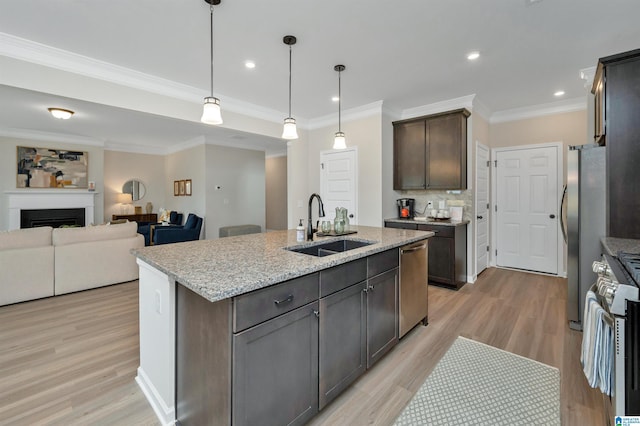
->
[136, 259, 176, 424]
[176, 283, 232, 426]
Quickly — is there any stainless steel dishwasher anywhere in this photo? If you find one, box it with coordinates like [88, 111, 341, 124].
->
[399, 240, 429, 337]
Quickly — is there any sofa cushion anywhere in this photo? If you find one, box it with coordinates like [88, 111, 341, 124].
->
[184, 214, 198, 230]
[0, 226, 53, 251]
[53, 221, 138, 246]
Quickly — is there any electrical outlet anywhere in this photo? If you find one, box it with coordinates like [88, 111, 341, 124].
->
[297, 200, 303, 208]
[438, 200, 446, 209]
[155, 290, 162, 314]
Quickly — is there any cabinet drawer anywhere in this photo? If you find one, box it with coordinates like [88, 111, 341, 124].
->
[384, 221, 418, 230]
[320, 258, 367, 298]
[417, 224, 454, 238]
[367, 249, 399, 278]
[233, 273, 319, 332]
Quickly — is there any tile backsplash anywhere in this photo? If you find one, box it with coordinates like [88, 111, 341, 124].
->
[399, 190, 473, 221]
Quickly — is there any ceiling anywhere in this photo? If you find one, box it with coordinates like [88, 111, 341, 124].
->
[1, 0, 639, 154]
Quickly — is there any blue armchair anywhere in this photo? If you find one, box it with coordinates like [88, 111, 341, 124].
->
[138, 211, 184, 246]
[153, 213, 203, 245]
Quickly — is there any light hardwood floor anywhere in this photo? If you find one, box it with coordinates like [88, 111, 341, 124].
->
[0, 268, 606, 425]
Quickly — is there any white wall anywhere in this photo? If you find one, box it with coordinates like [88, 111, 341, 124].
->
[104, 150, 166, 220]
[0, 136, 105, 229]
[266, 155, 288, 230]
[205, 145, 266, 239]
[164, 144, 207, 227]
[288, 112, 384, 228]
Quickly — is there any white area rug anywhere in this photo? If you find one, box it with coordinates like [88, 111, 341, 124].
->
[394, 336, 560, 425]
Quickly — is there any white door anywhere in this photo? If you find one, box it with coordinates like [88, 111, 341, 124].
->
[476, 143, 490, 275]
[320, 148, 357, 225]
[496, 145, 559, 274]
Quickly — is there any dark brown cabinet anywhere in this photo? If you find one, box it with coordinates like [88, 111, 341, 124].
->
[233, 303, 319, 426]
[112, 213, 157, 223]
[177, 250, 400, 425]
[593, 49, 640, 239]
[393, 109, 470, 190]
[385, 221, 467, 289]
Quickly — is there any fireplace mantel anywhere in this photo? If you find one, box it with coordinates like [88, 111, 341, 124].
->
[5, 190, 98, 230]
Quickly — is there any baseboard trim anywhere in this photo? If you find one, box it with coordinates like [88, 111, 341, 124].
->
[136, 367, 175, 426]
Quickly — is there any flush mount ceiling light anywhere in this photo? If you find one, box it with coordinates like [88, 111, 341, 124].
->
[331, 96, 340, 102]
[333, 65, 347, 150]
[201, 0, 223, 125]
[554, 90, 565, 97]
[281, 35, 298, 140]
[245, 60, 256, 69]
[48, 108, 74, 120]
[467, 51, 480, 61]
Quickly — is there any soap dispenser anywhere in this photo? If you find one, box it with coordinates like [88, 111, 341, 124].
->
[296, 219, 305, 242]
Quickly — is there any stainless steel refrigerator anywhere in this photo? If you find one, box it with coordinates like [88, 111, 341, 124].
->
[564, 144, 606, 330]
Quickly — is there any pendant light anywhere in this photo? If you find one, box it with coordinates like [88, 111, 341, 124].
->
[201, 0, 223, 125]
[333, 64, 346, 150]
[281, 35, 299, 140]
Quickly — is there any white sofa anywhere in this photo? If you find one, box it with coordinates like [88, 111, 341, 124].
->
[0, 222, 144, 306]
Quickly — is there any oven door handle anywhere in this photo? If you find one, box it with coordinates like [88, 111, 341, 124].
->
[628, 300, 640, 391]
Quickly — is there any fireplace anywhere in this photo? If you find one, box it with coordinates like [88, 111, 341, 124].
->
[6, 190, 96, 230]
[21, 208, 86, 228]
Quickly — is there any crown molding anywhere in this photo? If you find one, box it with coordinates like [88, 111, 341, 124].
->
[0, 127, 104, 147]
[0, 32, 289, 125]
[471, 97, 492, 122]
[307, 100, 384, 130]
[400, 95, 476, 120]
[164, 135, 207, 155]
[490, 97, 586, 124]
[580, 66, 597, 89]
[103, 143, 167, 155]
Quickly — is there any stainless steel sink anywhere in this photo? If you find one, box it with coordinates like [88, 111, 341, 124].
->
[285, 239, 375, 257]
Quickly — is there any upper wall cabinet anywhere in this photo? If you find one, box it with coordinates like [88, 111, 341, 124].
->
[393, 109, 470, 190]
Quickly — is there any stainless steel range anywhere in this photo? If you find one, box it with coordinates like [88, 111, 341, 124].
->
[592, 252, 640, 416]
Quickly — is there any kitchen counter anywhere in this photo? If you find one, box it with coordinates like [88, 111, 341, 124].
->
[132, 225, 432, 303]
[601, 237, 640, 257]
[385, 217, 470, 227]
[133, 225, 433, 424]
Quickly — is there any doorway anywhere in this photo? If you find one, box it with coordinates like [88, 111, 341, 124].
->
[475, 142, 490, 276]
[492, 143, 562, 275]
[320, 148, 358, 225]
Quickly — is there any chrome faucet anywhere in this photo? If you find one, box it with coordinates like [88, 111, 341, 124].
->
[307, 193, 325, 240]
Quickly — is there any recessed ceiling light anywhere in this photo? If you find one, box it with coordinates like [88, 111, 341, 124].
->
[48, 108, 74, 119]
[245, 61, 256, 69]
[467, 51, 480, 61]
[554, 90, 565, 97]
[332, 96, 339, 102]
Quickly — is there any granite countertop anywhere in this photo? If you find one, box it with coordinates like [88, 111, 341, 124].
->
[601, 237, 640, 257]
[385, 218, 470, 227]
[132, 225, 433, 303]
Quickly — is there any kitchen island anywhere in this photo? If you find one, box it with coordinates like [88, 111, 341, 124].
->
[132, 225, 432, 426]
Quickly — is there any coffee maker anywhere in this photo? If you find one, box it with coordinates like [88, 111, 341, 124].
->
[396, 198, 415, 219]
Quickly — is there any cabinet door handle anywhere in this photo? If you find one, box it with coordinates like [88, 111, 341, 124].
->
[477, 215, 483, 220]
[401, 244, 427, 254]
[313, 310, 320, 318]
[363, 287, 369, 293]
[549, 214, 556, 219]
[368, 285, 374, 291]
[274, 294, 294, 305]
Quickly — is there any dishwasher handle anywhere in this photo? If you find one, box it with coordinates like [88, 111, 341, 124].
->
[401, 243, 427, 254]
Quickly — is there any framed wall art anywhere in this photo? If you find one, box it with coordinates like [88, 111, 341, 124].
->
[179, 180, 185, 196]
[17, 146, 88, 188]
[174, 181, 180, 196]
[185, 179, 192, 196]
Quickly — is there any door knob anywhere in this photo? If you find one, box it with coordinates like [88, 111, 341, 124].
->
[477, 215, 483, 220]
[349, 214, 354, 218]
[549, 214, 556, 219]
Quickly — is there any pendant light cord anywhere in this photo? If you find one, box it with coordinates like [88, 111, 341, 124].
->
[288, 45, 292, 117]
[209, 4, 214, 97]
[338, 69, 342, 132]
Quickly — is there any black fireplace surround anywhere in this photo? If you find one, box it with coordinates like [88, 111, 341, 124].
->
[21, 208, 85, 229]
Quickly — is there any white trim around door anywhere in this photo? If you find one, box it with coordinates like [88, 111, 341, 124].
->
[490, 142, 564, 276]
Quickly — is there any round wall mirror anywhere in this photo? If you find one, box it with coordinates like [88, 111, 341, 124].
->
[122, 179, 146, 201]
